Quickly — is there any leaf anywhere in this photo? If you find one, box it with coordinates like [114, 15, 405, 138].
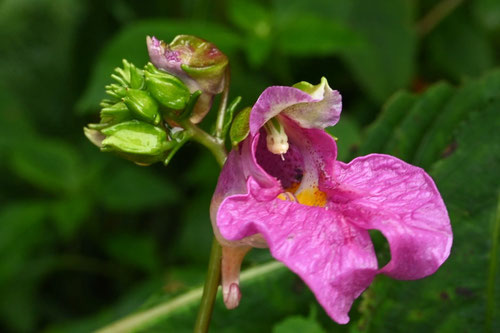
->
[50, 196, 92, 240]
[77, 19, 241, 114]
[425, 10, 494, 81]
[277, 15, 363, 57]
[8, 137, 83, 194]
[227, 0, 271, 33]
[0, 202, 48, 332]
[357, 70, 500, 170]
[383, 82, 454, 161]
[229, 107, 251, 146]
[105, 233, 161, 273]
[341, 0, 416, 103]
[473, 0, 500, 30]
[227, 0, 273, 67]
[95, 163, 179, 212]
[273, 316, 326, 333]
[414, 69, 500, 168]
[357, 91, 417, 156]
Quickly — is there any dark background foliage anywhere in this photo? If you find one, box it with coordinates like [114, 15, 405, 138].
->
[0, 0, 499, 332]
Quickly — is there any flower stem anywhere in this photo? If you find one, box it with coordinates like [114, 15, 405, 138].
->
[178, 115, 228, 333]
[193, 237, 222, 333]
[179, 119, 227, 167]
[215, 68, 231, 140]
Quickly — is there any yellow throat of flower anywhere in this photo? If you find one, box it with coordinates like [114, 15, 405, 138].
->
[278, 182, 327, 207]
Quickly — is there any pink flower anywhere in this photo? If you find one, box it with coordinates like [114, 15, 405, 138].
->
[210, 79, 452, 323]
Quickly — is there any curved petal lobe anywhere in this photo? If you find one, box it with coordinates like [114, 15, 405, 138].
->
[250, 86, 314, 135]
[334, 154, 452, 280]
[217, 188, 378, 324]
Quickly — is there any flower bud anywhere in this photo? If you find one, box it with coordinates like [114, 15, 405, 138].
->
[123, 89, 161, 125]
[105, 83, 127, 99]
[100, 101, 131, 124]
[146, 35, 229, 123]
[144, 63, 190, 110]
[111, 59, 145, 90]
[86, 120, 174, 165]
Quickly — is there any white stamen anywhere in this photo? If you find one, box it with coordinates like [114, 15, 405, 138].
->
[264, 117, 289, 155]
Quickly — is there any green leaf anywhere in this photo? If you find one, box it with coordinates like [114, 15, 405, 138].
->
[222, 96, 242, 139]
[0, 201, 48, 332]
[341, 0, 416, 103]
[425, 10, 494, 81]
[273, 316, 326, 333]
[383, 82, 455, 161]
[473, 0, 500, 30]
[50, 196, 91, 240]
[228, 0, 271, 34]
[414, 69, 500, 168]
[230, 107, 251, 146]
[105, 233, 161, 273]
[77, 20, 241, 114]
[357, 90, 417, 156]
[277, 15, 362, 56]
[8, 138, 83, 194]
[95, 164, 179, 212]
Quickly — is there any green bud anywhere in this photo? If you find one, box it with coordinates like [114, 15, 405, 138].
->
[100, 101, 132, 124]
[123, 89, 161, 125]
[105, 84, 127, 99]
[111, 59, 145, 89]
[98, 120, 174, 165]
[144, 64, 190, 110]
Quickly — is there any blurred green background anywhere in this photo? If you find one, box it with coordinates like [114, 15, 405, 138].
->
[0, 0, 499, 332]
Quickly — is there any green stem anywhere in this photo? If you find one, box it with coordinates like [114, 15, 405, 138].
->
[179, 119, 227, 167]
[193, 238, 222, 333]
[215, 68, 231, 140]
[178, 115, 228, 333]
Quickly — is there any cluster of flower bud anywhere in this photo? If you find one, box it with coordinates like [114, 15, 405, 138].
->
[85, 59, 194, 165]
[84, 35, 229, 166]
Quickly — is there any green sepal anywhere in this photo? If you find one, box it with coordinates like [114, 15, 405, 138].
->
[144, 67, 190, 110]
[222, 96, 242, 138]
[181, 62, 228, 80]
[292, 77, 328, 98]
[123, 89, 161, 125]
[105, 84, 127, 99]
[178, 90, 202, 120]
[112, 59, 145, 90]
[100, 120, 172, 156]
[100, 101, 132, 124]
[230, 106, 251, 146]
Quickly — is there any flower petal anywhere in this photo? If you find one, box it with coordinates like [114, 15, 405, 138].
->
[287, 77, 342, 129]
[250, 86, 314, 135]
[334, 154, 452, 280]
[217, 189, 378, 324]
[146, 36, 192, 88]
[249, 79, 342, 135]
